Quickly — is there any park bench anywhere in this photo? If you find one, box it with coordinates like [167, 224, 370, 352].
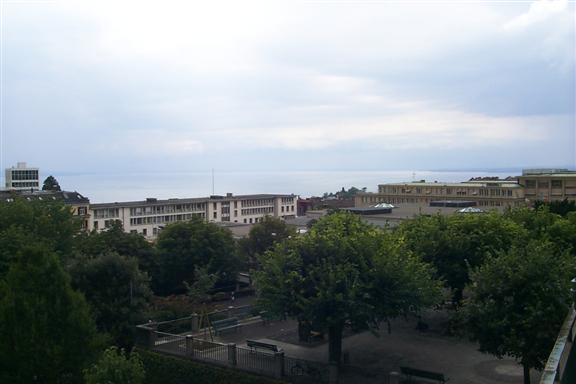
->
[400, 366, 448, 384]
[246, 339, 283, 353]
[212, 317, 240, 335]
[234, 305, 254, 320]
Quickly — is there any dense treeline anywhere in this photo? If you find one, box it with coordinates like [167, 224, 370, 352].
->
[0, 199, 247, 383]
[1, 197, 575, 384]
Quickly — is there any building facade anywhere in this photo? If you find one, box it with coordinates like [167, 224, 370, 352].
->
[4, 162, 40, 191]
[355, 179, 525, 208]
[517, 169, 576, 203]
[89, 193, 297, 239]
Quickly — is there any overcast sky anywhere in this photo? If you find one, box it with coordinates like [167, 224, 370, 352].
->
[1, 0, 574, 176]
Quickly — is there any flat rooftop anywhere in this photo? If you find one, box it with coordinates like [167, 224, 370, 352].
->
[90, 193, 295, 209]
[377, 181, 521, 188]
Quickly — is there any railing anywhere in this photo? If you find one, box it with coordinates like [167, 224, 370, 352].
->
[540, 308, 576, 384]
[236, 346, 277, 376]
[284, 355, 330, 383]
[157, 316, 194, 334]
[192, 338, 229, 365]
[136, 319, 332, 382]
[143, 304, 260, 337]
[154, 331, 187, 355]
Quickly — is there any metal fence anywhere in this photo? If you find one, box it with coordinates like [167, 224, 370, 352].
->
[284, 355, 330, 383]
[191, 338, 229, 365]
[157, 317, 193, 335]
[236, 346, 277, 376]
[137, 313, 332, 383]
[149, 304, 260, 335]
[153, 331, 187, 355]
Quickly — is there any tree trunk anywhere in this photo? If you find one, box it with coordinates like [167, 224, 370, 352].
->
[298, 320, 311, 342]
[328, 323, 344, 365]
[452, 288, 463, 307]
[523, 363, 530, 384]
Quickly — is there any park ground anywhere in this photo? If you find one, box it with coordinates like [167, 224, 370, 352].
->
[207, 300, 541, 384]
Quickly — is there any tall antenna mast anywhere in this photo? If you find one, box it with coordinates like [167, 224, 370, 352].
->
[212, 168, 215, 195]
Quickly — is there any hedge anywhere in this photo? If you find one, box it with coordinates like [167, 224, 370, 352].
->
[137, 348, 286, 384]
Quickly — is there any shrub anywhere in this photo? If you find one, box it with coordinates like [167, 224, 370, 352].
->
[138, 348, 285, 384]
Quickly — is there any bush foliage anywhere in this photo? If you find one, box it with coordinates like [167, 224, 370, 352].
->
[137, 349, 284, 384]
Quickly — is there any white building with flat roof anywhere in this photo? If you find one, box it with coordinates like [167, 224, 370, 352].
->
[88, 193, 297, 239]
[4, 162, 40, 191]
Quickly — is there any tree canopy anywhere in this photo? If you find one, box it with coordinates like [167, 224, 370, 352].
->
[398, 212, 526, 304]
[84, 347, 145, 384]
[505, 207, 576, 256]
[322, 186, 367, 199]
[76, 220, 157, 281]
[238, 215, 295, 266]
[254, 212, 441, 365]
[0, 198, 80, 278]
[534, 199, 576, 217]
[155, 217, 241, 295]
[0, 246, 100, 384]
[462, 241, 576, 384]
[42, 175, 62, 191]
[70, 252, 152, 348]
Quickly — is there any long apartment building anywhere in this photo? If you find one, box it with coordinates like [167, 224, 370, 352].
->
[355, 169, 576, 209]
[356, 179, 524, 208]
[89, 193, 297, 239]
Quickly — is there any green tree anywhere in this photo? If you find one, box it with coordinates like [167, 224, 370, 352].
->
[505, 207, 576, 256]
[42, 175, 62, 191]
[0, 246, 100, 383]
[185, 267, 218, 304]
[398, 212, 526, 304]
[239, 215, 295, 266]
[155, 217, 241, 295]
[70, 252, 152, 348]
[75, 220, 157, 286]
[534, 199, 576, 217]
[505, 206, 561, 240]
[0, 199, 80, 276]
[254, 212, 441, 365]
[463, 241, 576, 384]
[84, 347, 145, 384]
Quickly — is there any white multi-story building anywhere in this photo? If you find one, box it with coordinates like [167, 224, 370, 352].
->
[4, 162, 40, 191]
[88, 193, 297, 239]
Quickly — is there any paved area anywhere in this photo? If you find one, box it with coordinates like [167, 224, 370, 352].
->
[202, 308, 541, 384]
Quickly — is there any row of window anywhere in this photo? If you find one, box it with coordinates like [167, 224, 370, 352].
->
[241, 199, 275, 207]
[241, 207, 274, 216]
[129, 212, 205, 226]
[10, 181, 39, 188]
[361, 195, 520, 206]
[525, 180, 565, 189]
[9, 170, 38, 180]
[281, 205, 295, 213]
[281, 197, 294, 203]
[243, 217, 266, 224]
[93, 208, 120, 219]
[130, 227, 163, 236]
[380, 186, 516, 197]
[129, 203, 206, 216]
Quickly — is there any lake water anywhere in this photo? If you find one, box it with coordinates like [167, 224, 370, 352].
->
[52, 169, 521, 203]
